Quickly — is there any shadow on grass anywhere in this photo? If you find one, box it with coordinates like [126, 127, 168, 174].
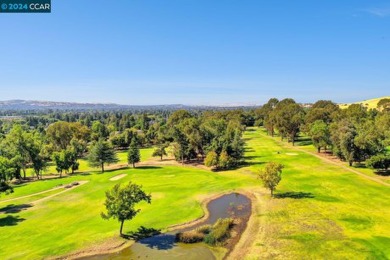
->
[0, 215, 25, 227]
[0, 204, 33, 214]
[274, 192, 315, 199]
[78, 172, 91, 176]
[100, 166, 130, 173]
[138, 233, 176, 250]
[244, 155, 260, 160]
[374, 170, 390, 176]
[244, 148, 255, 153]
[136, 166, 162, 170]
[124, 226, 162, 240]
[240, 161, 265, 167]
[295, 136, 313, 146]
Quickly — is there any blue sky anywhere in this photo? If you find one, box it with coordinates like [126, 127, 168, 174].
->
[0, 0, 389, 105]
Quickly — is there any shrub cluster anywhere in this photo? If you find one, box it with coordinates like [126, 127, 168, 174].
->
[176, 218, 233, 246]
[204, 218, 234, 245]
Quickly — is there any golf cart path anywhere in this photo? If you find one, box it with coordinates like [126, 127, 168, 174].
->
[0, 181, 89, 204]
[260, 132, 390, 188]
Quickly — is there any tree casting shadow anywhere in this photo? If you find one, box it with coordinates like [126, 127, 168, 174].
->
[274, 191, 315, 199]
[374, 170, 390, 176]
[0, 215, 25, 227]
[0, 204, 33, 214]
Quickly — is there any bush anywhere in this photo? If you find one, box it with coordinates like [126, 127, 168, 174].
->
[204, 218, 234, 245]
[366, 154, 390, 172]
[176, 230, 205, 243]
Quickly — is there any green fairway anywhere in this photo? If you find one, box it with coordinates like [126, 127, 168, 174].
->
[0, 128, 389, 259]
[242, 128, 390, 259]
[0, 156, 255, 259]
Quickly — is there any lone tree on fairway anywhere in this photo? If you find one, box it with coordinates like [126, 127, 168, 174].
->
[258, 162, 284, 197]
[88, 139, 118, 173]
[101, 182, 151, 237]
[127, 139, 140, 168]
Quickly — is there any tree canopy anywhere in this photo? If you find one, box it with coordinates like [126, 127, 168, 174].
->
[101, 182, 151, 236]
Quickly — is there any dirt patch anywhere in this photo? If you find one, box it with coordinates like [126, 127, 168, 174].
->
[51, 237, 134, 260]
[227, 190, 261, 260]
[109, 174, 127, 181]
[286, 153, 298, 156]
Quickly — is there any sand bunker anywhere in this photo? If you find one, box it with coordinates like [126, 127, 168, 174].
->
[286, 153, 299, 156]
[109, 174, 127, 181]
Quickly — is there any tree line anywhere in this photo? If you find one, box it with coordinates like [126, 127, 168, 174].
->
[254, 98, 390, 172]
[0, 109, 247, 193]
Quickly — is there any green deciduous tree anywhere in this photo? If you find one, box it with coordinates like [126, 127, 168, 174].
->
[46, 121, 90, 151]
[218, 150, 231, 170]
[88, 139, 118, 172]
[204, 151, 218, 169]
[52, 149, 78, 177]
[0, 157, 15, 195]
[258, 162, 284, 196]
[273, 99, 305, 145]
[101, 182, 151, 237]
[309, 120, 331, 153]
[152, 146, 167, 161]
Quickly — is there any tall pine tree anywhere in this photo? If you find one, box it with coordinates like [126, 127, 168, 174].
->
[127, 139, 140, 168]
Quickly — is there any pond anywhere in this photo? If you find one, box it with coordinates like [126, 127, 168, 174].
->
[83, 193, 251, 260]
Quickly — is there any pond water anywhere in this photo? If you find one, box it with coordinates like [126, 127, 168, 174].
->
[83, 193, 251, 260]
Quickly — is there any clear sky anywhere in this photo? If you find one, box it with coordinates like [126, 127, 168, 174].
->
[0, 0, 389, 105]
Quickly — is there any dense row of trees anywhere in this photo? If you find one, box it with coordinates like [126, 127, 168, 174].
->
[255, 98, 390, 170]
[0, 109, 247, 192]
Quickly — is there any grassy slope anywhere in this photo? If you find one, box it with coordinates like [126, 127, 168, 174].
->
[0, 128, 389, 259]
[295, 137, 390, 184]
[243, 128, 390, 259]
[339, 96, 390, 109]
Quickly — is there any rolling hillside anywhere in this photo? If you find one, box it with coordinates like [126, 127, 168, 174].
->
[339, 96, 390, 109]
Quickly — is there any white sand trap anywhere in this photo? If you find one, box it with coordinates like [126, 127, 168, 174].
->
[110, 174, 127, 181]
[286, 153, 299, 156]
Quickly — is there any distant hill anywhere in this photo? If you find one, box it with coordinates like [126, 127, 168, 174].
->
[339, 96, 390, 110]
[0, 100, 255, 111]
